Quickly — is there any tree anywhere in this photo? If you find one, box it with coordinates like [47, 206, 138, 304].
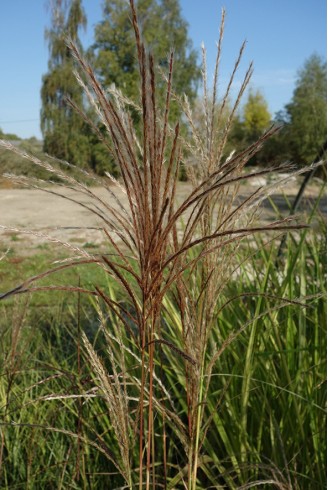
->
[41, 0, 90, 167]
[91, 0, 200, 111]
[283, 54, 327, 165]
[243, 89, 271, 142]
[228, 89, 271, 164]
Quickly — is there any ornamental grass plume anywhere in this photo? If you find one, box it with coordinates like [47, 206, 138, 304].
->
[0, 1, 320, 488]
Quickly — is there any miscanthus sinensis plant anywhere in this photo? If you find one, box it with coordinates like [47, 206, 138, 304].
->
[0, 1, 321, 488]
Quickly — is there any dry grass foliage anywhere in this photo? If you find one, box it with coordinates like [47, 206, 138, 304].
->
[0, 1, 319, 488]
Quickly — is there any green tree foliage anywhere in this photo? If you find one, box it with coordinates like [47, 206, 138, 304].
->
[243, 89, 271, 141]
[257, 54, 327, 169]
[228, 89, 271, 165]
[282, 54, 327, 164]
[41, 0, 90, 167]
[91, 0, 200, 110]
[0, 128, 21, 141]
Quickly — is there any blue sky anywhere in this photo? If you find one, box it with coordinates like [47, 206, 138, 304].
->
[0, 0, 326, 139]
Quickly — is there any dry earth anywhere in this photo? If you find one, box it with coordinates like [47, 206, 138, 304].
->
[0, 177, 326, 256]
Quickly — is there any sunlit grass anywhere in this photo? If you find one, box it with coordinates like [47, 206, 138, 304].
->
[0, 219, 325, 488]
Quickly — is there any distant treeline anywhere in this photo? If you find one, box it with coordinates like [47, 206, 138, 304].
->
[5, 0, 327, 177]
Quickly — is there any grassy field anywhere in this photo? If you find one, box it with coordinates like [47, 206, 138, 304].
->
[0, 208, 326, 489]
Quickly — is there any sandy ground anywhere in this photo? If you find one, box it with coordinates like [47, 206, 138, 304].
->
[0, 179, 326, 256]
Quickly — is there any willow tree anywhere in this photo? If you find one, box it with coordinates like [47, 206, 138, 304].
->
[41, 0, 90, 167]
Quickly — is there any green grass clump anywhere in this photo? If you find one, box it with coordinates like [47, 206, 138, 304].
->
[0, 249, 109, 308]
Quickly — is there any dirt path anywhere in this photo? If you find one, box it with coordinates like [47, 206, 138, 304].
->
[0, 180, 326, 255]
[0, 184, 193, 254]
[0, 186, 128, 253]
